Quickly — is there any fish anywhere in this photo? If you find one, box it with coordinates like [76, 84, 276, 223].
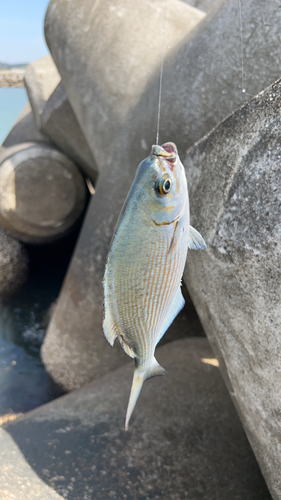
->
[103, 142, 206, 430]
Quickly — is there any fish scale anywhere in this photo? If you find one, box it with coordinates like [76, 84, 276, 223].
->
[103, 142, 206, 429]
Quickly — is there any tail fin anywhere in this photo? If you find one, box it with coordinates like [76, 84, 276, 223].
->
[125, 357, 166, 431]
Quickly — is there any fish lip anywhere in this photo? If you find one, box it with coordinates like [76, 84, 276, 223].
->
[151, 144, 177, 164]
[152, 211, 182, 226]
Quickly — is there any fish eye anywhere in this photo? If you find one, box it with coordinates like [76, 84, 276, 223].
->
[157, 174, 172, 195]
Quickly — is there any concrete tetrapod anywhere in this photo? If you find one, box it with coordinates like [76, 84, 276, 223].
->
[183, 0, 219, 13]
[5, 339, 271, 500]
[0, 143, 87, 244]
[25, 56, 97, 181]
[41, 82, 97, 182]
[0, 228, 28, 299]
[44, 0, 206, 168]
[42, 0, 206, 390]
[24, 55, 61, 129]
[42, 0, 281, 391]
[44, 0, 281, 161]
[0, 428, 63, 500]
[1, 102, 50, 151]
[183, 79, 281, 500]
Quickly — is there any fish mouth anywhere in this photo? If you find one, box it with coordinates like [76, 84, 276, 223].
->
[151, 142, 177, 165]
[152, 211, 181, 226]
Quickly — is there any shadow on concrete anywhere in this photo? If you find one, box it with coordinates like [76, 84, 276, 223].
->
[4, 339, 272, 500]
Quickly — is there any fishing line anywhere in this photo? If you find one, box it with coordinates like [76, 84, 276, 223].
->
[156, 0, 167, 145]
[238, 0, 245, 94]
[238, 0, 246, 94]
[238, 0, 254, 98]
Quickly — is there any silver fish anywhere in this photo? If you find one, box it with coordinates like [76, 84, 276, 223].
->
[103, 142, 206, 429]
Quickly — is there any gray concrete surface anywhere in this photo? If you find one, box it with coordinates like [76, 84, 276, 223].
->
[5, 338, 271, 500]
[0, 143, 87, 244]
[1, 102, 50, 149]
[42, 0, 205, 390]
[44, 0, 206, 169]
[0, 228, 28, 299]
[44, 0, 281, 162]
[184, 79, 281, 500]
[24, 56, 61, 130]
[25, 56, 97, 180]
[41, 82, 97, 182]
[183, 0, 219, 14]
[42, 0, 281, 391]
[0, 427, 63, 499]
[157, 0, 281, 157]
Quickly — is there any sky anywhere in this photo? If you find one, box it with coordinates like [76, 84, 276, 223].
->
[0, 0, 50, 64]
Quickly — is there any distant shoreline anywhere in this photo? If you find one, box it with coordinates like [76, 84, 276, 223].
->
[0, 69, 25, 88]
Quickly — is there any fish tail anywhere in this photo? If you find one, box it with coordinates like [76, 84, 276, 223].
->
[125, 357, 166, 431]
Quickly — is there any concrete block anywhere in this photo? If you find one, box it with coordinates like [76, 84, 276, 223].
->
[0, 228, 28, 299]
[25, 56, 97, 181]
[1, 102, 51, 151]
[157, 0, 281, 155]
[42, 0, 281, 390]
[24, 56, 61, 130]
[41, 82, 97, 182]
[44, 0, 206, 167]
[5, 339, 271, 500]
[0, 428, 62, 500]
[0, 144, 87, 244]
[182, 0, 220, 14]
[42, 0, 206, 390]
[184, 79, 281, 500]
[44, 0, 281, 161]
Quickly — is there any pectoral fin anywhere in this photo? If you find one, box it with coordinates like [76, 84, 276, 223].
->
[168, 220, 180, 254]
[188, 226, 207, 250]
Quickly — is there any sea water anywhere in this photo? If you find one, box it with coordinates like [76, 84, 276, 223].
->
[0, 87, 28, 145]
[0, 88, 70, 419]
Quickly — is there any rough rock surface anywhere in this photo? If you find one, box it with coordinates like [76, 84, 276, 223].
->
[184, 79, 281, 500]
[42, 0, 206, 390]
[4, 339, 271, 500]
[0, 144, 87, 244]
[0, 70, 25, 88]
[0, 228, 28, 299]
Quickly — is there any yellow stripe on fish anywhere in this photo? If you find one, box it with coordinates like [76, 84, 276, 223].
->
[103, 142, 206, 430]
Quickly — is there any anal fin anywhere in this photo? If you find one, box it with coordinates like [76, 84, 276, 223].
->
[103, 307, 136, 358]
[103, 304, 118, 346]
